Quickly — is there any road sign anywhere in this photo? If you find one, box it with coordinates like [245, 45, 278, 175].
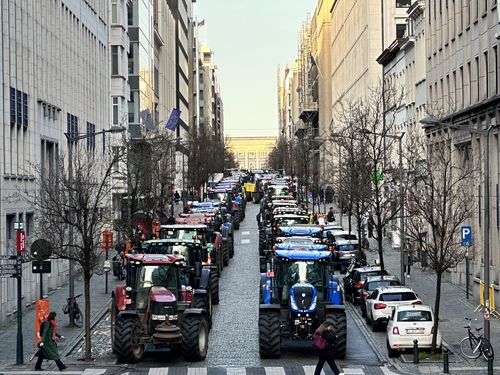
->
[461, 225, 472, 247]
[0, 263, 20, 278]
[31, 239, 53, 260]
[32, 260, 51, 274]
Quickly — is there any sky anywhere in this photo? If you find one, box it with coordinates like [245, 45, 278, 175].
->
[193, 0, 318, 138]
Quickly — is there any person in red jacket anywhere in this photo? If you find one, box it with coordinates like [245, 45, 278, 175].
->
[313, 322, 344, 375]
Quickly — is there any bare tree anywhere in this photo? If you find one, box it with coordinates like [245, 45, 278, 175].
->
[334, 82, 406, 272]
[19, 142, 124, 361]
[404, 124, 478, 352]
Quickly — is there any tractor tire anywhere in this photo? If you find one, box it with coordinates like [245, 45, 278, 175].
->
[113, 317, 145, 363]
[229, 236, 235, 258]
[110, 301, 117, 353]
[222, 242, 229, 267]
[193, 293, 212, 330]
[326, 311, 347, 359]
[258, 309, 281, 358]
[181, 315, 209, 361]
[210, 271, 220, 305]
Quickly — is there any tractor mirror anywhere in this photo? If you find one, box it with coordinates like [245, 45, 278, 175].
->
[201, 246, 208, 263]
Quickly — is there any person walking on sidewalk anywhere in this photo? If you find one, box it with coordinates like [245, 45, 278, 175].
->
[38, 311, 67, 371]
[404, 238, 414, 278]
[313, 321, 344, 375]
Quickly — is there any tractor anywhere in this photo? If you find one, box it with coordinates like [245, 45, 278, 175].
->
[258, 247, 347, 359]
[141, 238, 219, 305]
[111, 252, 210, 363]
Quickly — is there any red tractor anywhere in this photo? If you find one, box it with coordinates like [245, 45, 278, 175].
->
[111, 252, 210, 363]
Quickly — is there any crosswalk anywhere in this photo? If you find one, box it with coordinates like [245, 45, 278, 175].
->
[122, 365, 398, 375]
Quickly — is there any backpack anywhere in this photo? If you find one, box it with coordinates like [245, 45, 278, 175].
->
[313, 335, 328, 350]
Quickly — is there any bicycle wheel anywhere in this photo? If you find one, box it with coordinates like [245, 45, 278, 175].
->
[480, 337, 494, 360]
[73, 306, 83, 328]
[460, 336, 481, 359]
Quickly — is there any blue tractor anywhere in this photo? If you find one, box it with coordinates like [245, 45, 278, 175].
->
[259, 248, 347, 358]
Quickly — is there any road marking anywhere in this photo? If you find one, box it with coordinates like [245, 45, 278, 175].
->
[226, 368, 246, 375]
[265, 367, 286, 375]
[188, 368, 207, 375]
[242, 231, 250, 235]
[380, 366, 399, 375]
[241, 239, 250, 244]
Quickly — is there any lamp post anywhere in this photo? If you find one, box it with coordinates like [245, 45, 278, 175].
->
[64, 125, 124, 325]
[359, 129, 405, 285]
[420, 116, 492, 341]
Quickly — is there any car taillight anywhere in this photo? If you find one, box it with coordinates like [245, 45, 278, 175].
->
[392, 326, 400, 335]
[363, 292, 369, 299]
[412, 300, 422, 305]
[354, 282, 364, 288]
[431, 326, 434, 334]
[374, 303, 387, 309]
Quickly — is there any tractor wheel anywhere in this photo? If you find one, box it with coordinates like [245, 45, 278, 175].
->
[258, 309, 281, 358]
[193, 293, 212, 330]
[113, 317, 145, 363]
[181, 315, 209, 361]
[110, 301, 118, 353]
[326, 311, 347, 359]
[222, 241, 229, 267]
[229, 236, 235, 258]
[210, 271, 220, 305]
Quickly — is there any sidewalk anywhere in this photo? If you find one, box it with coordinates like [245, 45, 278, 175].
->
[379, 237, 499, 374]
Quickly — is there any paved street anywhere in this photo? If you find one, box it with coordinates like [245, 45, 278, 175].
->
[0, 203, 499, 374]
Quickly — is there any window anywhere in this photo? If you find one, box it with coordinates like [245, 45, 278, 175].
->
[26, 213, 34, 236]
[112, 46, 119, 75]
[113, 97, 119, 124]
[259, 151, 267, 158]
[67, 113, 78, 138]
[396, 0, 411, 7]
[249, 151, 255, 159]
[396, 24, 406, 39]
[87, 122, 96, 149]
[6, 214, 15, 241]
[238, 152, 244, 159]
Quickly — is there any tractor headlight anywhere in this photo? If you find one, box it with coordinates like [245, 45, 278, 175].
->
[152, 314, 166, 321]
[169, 314, 178, 321]
[310, 295, 317, 310]
[290, 297, 298, 310]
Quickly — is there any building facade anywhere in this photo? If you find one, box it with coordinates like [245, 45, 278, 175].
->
[0, 0, 110, 327]
[227, 137, 277, 171]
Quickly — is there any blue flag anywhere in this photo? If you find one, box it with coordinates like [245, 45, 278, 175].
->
[165, 108, 181, 131]
[198, 19, 205, 27]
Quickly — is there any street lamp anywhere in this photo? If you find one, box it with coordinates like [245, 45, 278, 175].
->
[64, 124, 124, 325]
[359, 129, 406, 285]
[420, 116, 492, 341]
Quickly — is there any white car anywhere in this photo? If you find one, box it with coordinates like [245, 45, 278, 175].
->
[386, 304, 442, 357]
[365, 285, 422, 331]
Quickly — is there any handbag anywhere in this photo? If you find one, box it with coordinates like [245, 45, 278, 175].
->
[313, 335, 328, 350]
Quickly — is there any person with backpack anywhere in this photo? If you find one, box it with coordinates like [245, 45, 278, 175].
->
[313, 321, 344, 375]
[37, 311, 66, 371]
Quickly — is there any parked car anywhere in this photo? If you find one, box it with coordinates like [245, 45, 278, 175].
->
[365, 286, 422, 331]
[332, 239, 366, 272]
[342, 266, 388, 305]
[360, 275, 401, 318]
[386, 304, 442, 357]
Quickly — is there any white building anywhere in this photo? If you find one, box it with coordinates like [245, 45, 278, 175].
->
[0, 1, 110, 327]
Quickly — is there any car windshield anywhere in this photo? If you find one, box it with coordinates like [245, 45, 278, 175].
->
[337, 243, 359, 251]
[368, 280, 400, 291]
[380, 292, 418, 301]
[360, 271, 382, 281]
[398, 310, 432, 321]
[283, 261, 323, 286]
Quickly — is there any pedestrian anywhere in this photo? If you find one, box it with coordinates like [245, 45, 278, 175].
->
[31, 316, 48, 368]
[37, 311, 67, 371]
[404, 238, 414, 278]
[313, 321, 344, 375]
[174, 190, 180, 205]
[327, 207, 336, 223]
[166, 212, 176, 224]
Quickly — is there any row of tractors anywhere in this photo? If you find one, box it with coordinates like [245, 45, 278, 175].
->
[110, 173, 247, 363]
[255, 177, 348, 359]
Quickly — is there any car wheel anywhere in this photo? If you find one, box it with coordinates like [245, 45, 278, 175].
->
[361, 304, 366, 318]
[365, 312, 371, 325]
[387, 340, 399, 358]
[371, 314, 378, 332]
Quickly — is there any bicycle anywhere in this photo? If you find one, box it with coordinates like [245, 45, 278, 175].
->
[63, 293, 83, 328]
[459, 317, 494, 360]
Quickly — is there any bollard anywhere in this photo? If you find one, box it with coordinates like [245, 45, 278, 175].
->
[413, 339, 419, 364]
[442, 346, 449, 373]
[487, 350, 494, 375]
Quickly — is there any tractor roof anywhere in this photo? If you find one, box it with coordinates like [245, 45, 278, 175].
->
[274, 249, 332, 261]
[278, 226, 323, 236]
[126, 253, 184, 264]
[160, 224, 208, 230]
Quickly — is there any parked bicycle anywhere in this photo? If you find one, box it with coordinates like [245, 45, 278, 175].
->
[459, 317, 494, 360]
[63, 293, 83, 328]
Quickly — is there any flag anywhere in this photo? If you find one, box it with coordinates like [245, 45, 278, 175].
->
[198, 19, 205, 27]
[310, 54, 317, 67]
[165, 108, 181, 131]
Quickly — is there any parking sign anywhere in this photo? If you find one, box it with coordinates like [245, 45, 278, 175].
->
[461, 226, 472, 247]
